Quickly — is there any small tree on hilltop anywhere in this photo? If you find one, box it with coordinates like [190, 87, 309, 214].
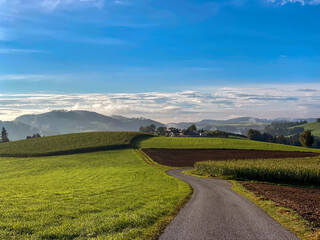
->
[316, 118, 320, 123]
[1, 127, 9, 143]
[299, 130, 314, 148]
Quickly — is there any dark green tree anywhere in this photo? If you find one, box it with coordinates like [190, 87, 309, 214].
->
[187, 124, 197, 131]
[1, 127, 9, 143]
[139, 126, 146, 133]
[247, 129, 262, 141]
[317, 118, 320, 123]
[299, 130, 314, 148]
[149, 124, 156, 134]
[156, 127, 167, 136]
[139, 124, 157, 134]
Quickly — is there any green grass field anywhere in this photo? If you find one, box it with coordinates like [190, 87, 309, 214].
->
[2, 132, 319, 239]
[294, 122, 320, 139]
[0, 149, 190, 239]
[194, 157, 320, 186]
[0, 132, 150, 157]
[138, 137, 320, 153]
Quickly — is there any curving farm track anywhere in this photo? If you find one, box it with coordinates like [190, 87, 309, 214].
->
[160, 169, 299, 240]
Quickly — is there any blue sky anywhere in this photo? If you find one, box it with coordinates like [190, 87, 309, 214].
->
[0, 0, 319, 121]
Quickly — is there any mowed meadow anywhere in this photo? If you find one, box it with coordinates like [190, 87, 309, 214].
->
[0, 133, 191, 239]
[139, 137, 320, 153]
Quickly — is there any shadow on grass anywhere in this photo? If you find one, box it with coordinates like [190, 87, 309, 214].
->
[0, 134, 155, 158]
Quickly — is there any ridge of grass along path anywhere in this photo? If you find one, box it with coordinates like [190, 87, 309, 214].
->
[138, 137, 320, 153]
[0, 132, 152, 157]
[194, 157, 320, 186]
[0, 149, 191, 239]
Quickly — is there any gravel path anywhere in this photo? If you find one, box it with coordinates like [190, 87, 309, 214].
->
[159, 169, 299, 240]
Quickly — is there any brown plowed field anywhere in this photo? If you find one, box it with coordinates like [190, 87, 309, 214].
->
[142, 148, 319, 167]
[242, 182, 320, 227]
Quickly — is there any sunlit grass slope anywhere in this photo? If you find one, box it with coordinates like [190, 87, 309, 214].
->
[295, 122, 320, 139]
[194, 156, 320, 186]
[138, 137, 320, 153]
[0, 150, 190, 239]
[0, 132, 150, 157]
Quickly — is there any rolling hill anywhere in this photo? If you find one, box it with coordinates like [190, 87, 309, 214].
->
[293, 121, 320, 139]
[0, 110, 165, 140]
[0, 131, 151, 157]
[15, 110, 165, 136]
[1, 110, 316, 141]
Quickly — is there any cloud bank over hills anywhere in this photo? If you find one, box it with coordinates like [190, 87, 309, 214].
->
[0, 85, 319, 123]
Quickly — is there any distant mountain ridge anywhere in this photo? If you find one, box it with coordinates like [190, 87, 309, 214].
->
[0, 110, 316, 140]
[13, 110, 165, 139]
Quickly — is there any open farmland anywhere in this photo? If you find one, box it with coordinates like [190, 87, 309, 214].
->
[242, 182, 320, 227]
[194, 157, 320, 186]
[138, 137, 320, 153]
[0, 149, 190, 239]
[0, 132, 151, 157]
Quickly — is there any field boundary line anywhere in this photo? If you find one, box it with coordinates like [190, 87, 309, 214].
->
[134, 149, 160, 166]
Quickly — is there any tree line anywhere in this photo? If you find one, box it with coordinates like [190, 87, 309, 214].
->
[139, 124, 167, 136]
[247, 128, 318, 148]
[263, 121, 306, 137]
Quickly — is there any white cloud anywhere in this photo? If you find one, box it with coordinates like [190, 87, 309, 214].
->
[0, 0, 106, 12]
[0, 74, 52, 81]
[0, 85, 319, 122]
[0, 48, 48, 54]
[268, 0, 320, 5]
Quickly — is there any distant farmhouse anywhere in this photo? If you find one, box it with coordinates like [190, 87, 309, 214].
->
[139, 124, 232, 138]
[166, 128, 208, 137]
